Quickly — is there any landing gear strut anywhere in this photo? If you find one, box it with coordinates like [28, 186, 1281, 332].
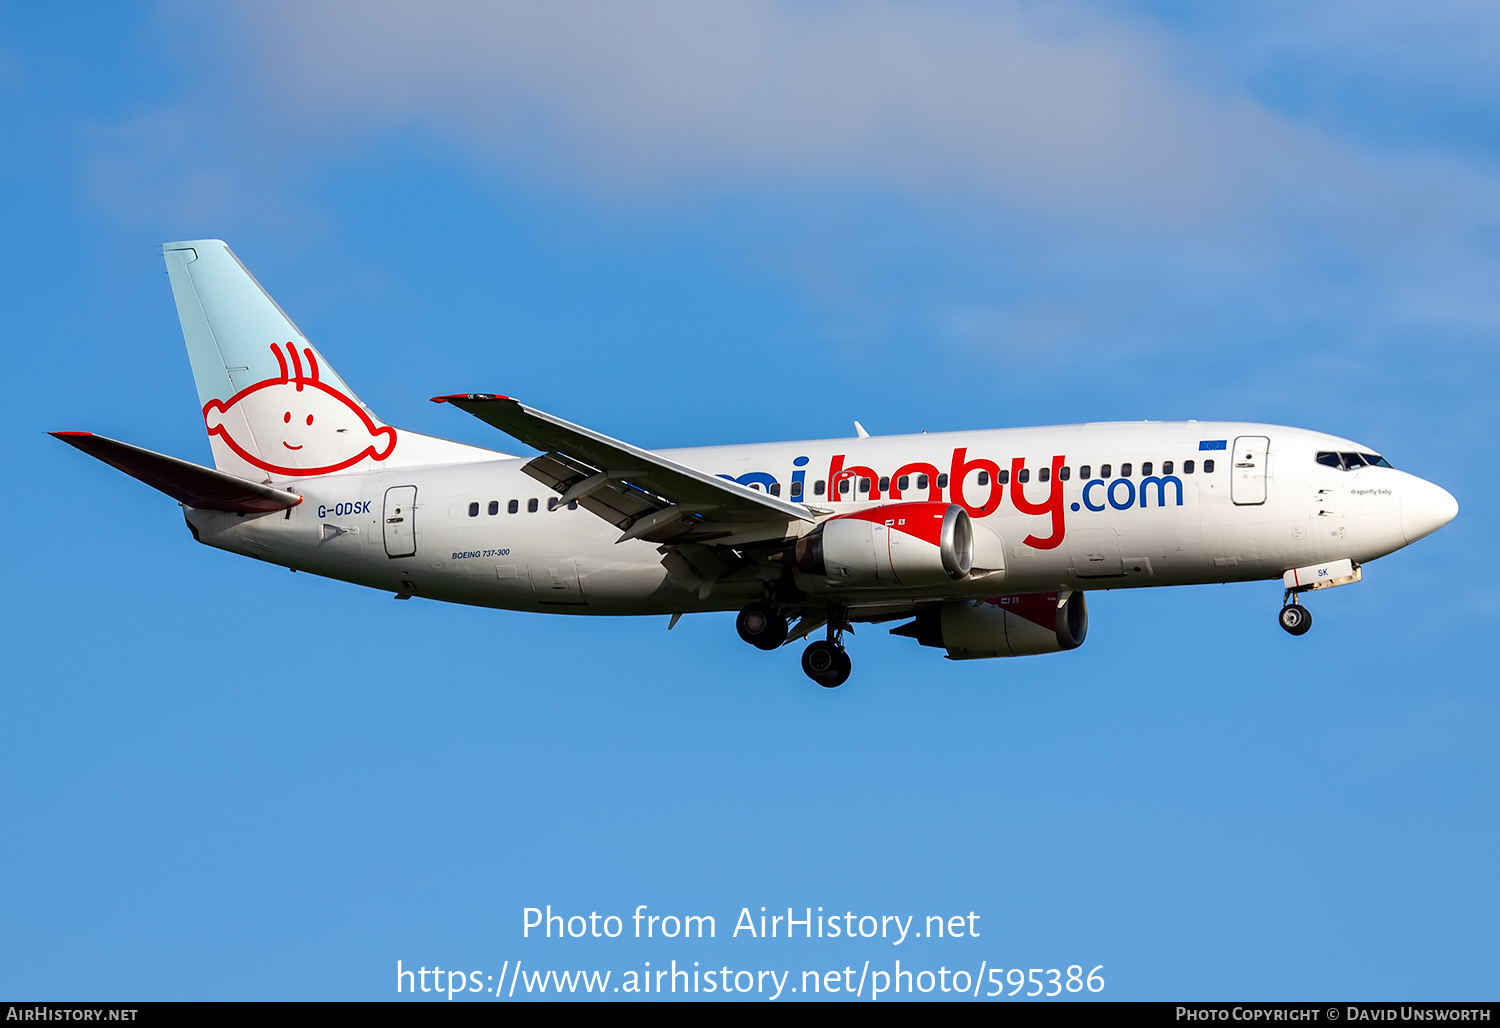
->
[1278, 592, 1313, 636]
[801, 611, 852, 687]
[736, 601, 787, 651]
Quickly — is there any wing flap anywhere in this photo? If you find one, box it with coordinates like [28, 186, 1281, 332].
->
[522, 451, 658, 526]
[52, 432, 301, 513]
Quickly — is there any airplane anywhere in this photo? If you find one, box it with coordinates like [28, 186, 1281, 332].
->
[53, 240, 1459, 687]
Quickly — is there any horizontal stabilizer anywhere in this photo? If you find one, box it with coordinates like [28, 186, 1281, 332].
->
[50, 432, 302, 513]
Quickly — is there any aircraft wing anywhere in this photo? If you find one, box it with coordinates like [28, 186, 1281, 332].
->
[51, 432, 302, 514]
[432, 394, 814, 544]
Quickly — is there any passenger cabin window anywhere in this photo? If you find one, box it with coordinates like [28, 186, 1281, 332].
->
[977, 471, 989, 486]
[937, 474, 949, 488]
[1101, 464, 1112, 479]
[1121, 463, 1133, 477]
[488, 500, 499, 515]
[770, 483, 781, 496]
[1059, 466, 1071, 481]
[917, 474, 929, 490]
[839, 479, 850, 495]
[547, 497, 559, 511]
[527, 498, 539, 512]
[859, 478, 871, 494]
[814, 480, 825, 495]
[1080, 465, 1091, 479]
[1163, 461, 1173, 475]
[508, 499, 519, 514]
[878, 476, 890, 492]
[1203, 460, 1215, 474]
[790, 481, 803, 498]
[1039, 466, 1050, 482]
[1017, 468, 1030, 483]
[568, 500, 578, 510]
[1142, 462, 1152, 476]
[998, 469, 1009, 485]
[897, 475, 910, 492]
[468, 502, 479, 517]
[1184, 460, 1195, 474]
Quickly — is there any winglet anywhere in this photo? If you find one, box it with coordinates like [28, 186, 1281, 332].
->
[854, 421, 870, 439]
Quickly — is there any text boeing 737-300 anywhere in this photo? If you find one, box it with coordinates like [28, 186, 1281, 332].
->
[53, 241, 1458, 686]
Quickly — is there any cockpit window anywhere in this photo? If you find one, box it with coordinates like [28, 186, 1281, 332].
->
[1317, 451, 1394, 471]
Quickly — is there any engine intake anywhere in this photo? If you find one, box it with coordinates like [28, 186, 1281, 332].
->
[795, 502, 972, 588]
[892, 591, 1088, 659]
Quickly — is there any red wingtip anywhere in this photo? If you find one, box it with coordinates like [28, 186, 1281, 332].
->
[429, 393, 513, 404]
[50, 431, 94, 438]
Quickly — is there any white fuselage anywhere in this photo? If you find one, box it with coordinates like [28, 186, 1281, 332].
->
[184, 421, 1454, 615]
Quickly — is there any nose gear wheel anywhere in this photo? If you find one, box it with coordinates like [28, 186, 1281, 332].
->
[1278, 604, 1312, 636]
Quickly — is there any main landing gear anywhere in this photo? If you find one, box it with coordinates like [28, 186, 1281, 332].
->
[802, 639, 852, 689]
[801, 609, 853, 688]
[1278, 593, 1313, 636]
[734, 601, 853, 687]
[736, 600, 787, 650]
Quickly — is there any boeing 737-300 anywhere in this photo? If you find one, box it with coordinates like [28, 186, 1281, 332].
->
[53, 241, 1459, 686]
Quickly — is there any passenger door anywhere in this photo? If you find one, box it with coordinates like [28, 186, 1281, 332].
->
[383, 485, 418, 558]
[1231, 436, 1270, 506]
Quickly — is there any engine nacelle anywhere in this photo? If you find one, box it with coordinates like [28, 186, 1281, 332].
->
[795, 502, 973, 588]
[893, 591, 1088, 659]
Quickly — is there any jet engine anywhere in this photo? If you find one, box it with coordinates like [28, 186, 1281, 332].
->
[795, 502, 973, 588]
[892, 591, 1088, 659]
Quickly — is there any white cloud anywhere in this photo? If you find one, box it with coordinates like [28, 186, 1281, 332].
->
[87, 0, 1500, 371]
[215, 0, 1355, 224]
[185, 0, 1500, 294]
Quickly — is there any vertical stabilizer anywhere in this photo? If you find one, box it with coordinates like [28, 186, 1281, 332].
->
[163, 240, 501, 479]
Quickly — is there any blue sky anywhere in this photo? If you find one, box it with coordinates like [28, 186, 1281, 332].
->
[2, 1, 1496, 1001]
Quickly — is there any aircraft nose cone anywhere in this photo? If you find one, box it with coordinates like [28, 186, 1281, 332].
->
[1401, 478, 1458, 544]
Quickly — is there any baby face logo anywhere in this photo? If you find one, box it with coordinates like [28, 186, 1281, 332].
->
[203, 342, 398, 476]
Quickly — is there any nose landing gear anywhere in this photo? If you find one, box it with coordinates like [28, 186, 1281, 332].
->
[1277, 559, 1362, 637]
[1278, 593, 1313, 636]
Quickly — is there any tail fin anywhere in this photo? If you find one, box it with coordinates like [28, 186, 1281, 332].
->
[163, 240, 501, 479]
